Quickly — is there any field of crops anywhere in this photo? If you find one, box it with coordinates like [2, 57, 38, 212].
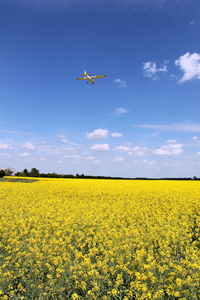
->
[0, 178, 200, 299]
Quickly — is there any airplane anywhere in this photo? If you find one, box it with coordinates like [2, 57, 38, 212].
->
[77, 69, 106, 85]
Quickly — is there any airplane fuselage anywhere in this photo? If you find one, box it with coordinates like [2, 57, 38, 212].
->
[86, 75, 95, 84]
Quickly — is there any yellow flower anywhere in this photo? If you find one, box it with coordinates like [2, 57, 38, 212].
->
[176, 277, 182, 287]
[1, 178, 200, 298]
[71, 293, 80, 300]
[111, 289, 118, 296]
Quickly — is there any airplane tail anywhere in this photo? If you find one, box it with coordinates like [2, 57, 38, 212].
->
[81, 69, 90, 76]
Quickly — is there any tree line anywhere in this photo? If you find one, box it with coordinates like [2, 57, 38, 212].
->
[15, 168, 75, 178]
[0, 167, 199, 180]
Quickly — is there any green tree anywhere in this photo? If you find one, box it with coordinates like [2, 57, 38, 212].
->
[0, 169, 5, 177]
[5, 168, 13, 176]
[23, 169, 29, 176]
[30, 168, 40, 177]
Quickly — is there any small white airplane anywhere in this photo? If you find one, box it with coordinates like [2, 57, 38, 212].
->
[77, 69, 106, 85]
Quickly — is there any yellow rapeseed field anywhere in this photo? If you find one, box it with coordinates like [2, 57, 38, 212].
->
[0, 178, 200, 299]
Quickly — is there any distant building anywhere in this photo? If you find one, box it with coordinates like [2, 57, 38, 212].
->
[0, 168, 15, 176]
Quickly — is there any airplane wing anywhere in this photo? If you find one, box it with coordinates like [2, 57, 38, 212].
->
[91, 75, 106, 79]
[77, 77, 88, 80]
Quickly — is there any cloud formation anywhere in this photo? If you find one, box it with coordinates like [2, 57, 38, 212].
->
[142, 60, 168, 80]
[90, 144, 110, 151]
[18, 152, 31, 157]
[175, 52, 200, 83]
[114, 145, 149, 156]
[111, 132, 122, 138]
[0, 143, 13, 150]
[128, 146, 149, 157]
[115, 107, 128, 117]
[112, 157, 124, 162]
[154, 143, 184, 156]
[22, 142, 36, 150]
[192, 136, 198, 140]
[113, 78, 127, 88]
[86, 129, 108, 139]
[61, 139, 68, 143]
[166, 139, 177, 143]
[143, 160, 155, 165]
[85, 156, 101, 164]
[114, 145, 131, 152]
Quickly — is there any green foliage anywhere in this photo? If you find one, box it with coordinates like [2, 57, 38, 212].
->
[0, 169, 5, 177]
[29, 167, 40, 177]
[0, 178, 36, 183]
[16, 168, 75, 178]
[23, 169, 29, 176]
[4, 168, 13, 176]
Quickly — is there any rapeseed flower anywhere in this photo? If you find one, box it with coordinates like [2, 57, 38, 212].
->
[0, 178, 200, 298]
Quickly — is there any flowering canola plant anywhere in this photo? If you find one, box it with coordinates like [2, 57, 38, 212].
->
[0, 178, 200, 299]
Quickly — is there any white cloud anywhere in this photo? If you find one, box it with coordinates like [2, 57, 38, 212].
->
[0, 143, 13, 150]
[18, 152, 31, 157]
[40, 157, 46, 161]
[115, 107, 128, 117]
[86, 129, 108, 139]
[143, 62, 157, 77]
[22, 142, 35, 150]
[143, 160, 155, 165]
[142, 60, 168, 80]
[112, 157, 124, 162]
[190, 20, 195, 25]
[115, 145, 149, 156]
[159, 65, 168, 72]
[61, 139, 68, 143]
[128, 146, 149, 156]
[90, 144, 110, 151]
[192, 136, 198, 140]
[133, 146, 149, 156]
[86, 157, 101, 164]
[175, 52, 200, 83]
[56, 160, 63, 164]
[166, 139, 177, 143]
[111, 132, 122, 138]
[154, 143, 184, 156]
[58, 135, 69, 143]
[114, 145, 131, 152]
[197, 152, 200, 155]
[113, 78, 127, 88]
[86, 156, 96, 160]
[133, 121, 200, 132]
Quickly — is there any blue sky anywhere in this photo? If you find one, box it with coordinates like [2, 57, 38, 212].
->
[1, 0, 200, 177]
